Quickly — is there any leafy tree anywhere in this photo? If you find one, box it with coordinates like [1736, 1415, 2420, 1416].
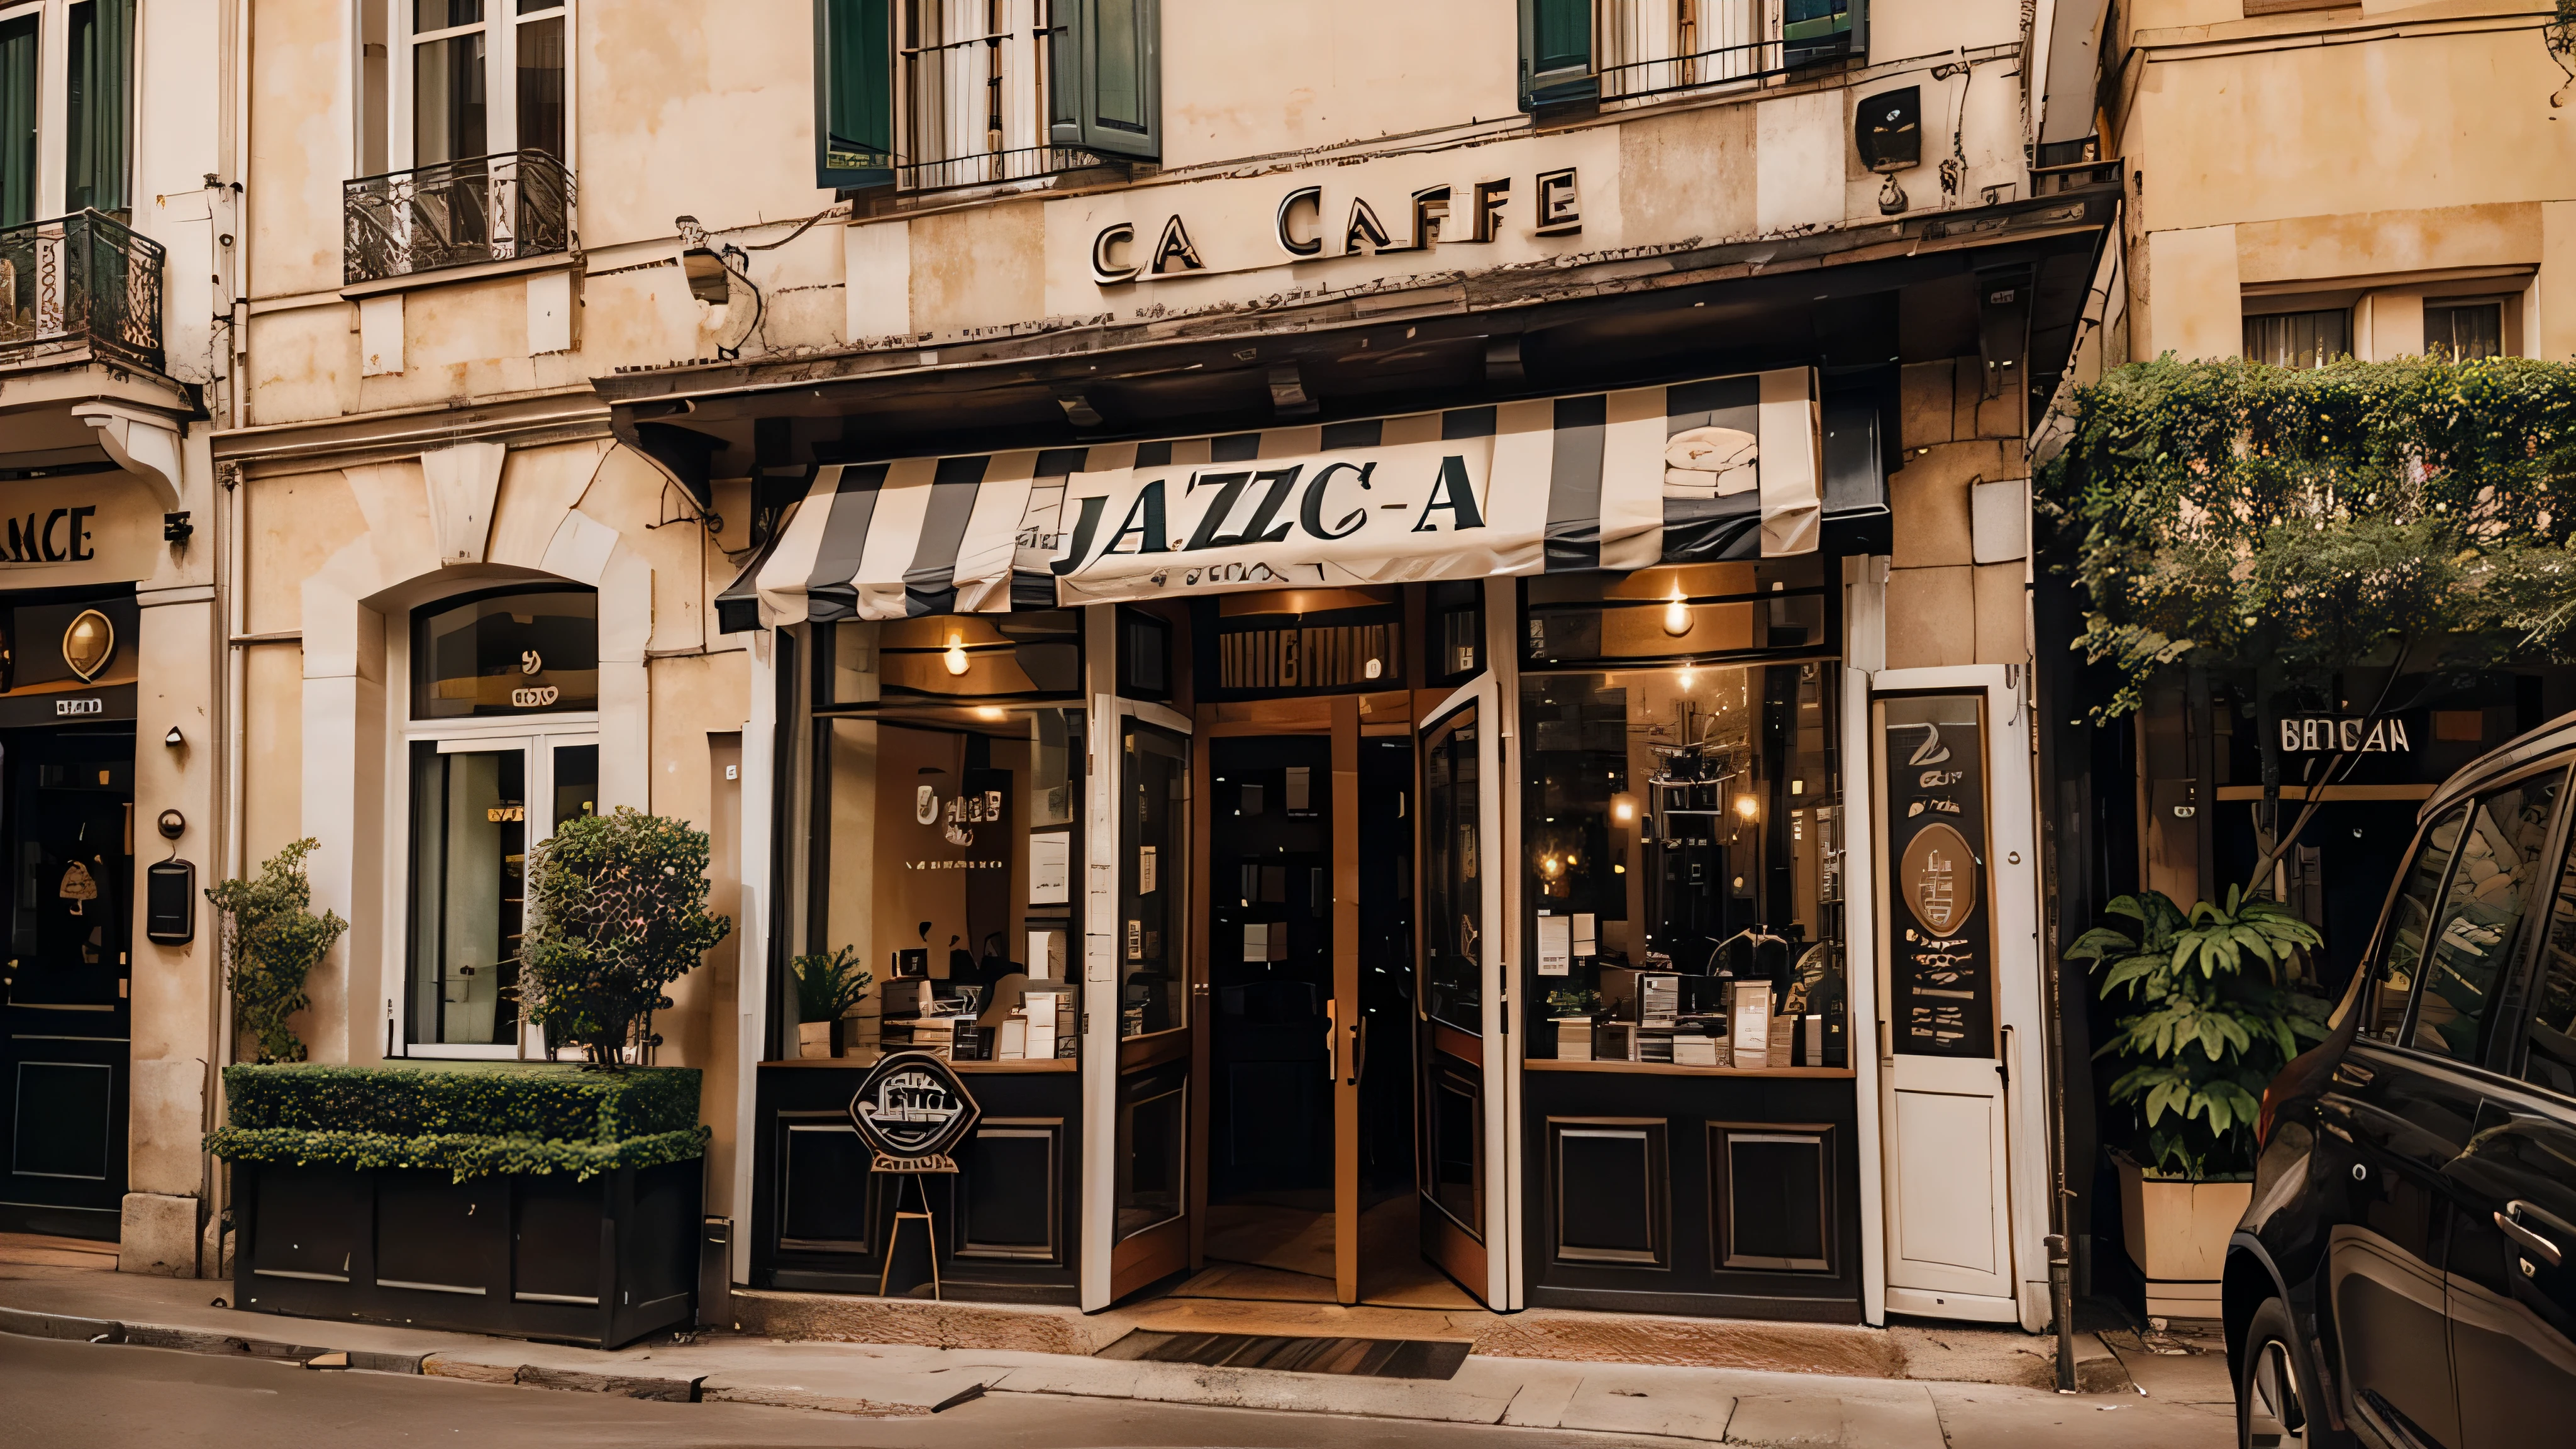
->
[520, 808, 731, 1069]
[2068, 887, 2332, 1179]
[207, 840, 350, 1065]
[2039, 353, 2576, 880]
[792, 945, 872, 1024]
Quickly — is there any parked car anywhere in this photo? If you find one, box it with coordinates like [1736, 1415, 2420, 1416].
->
[2228, 714, 2576, 1448]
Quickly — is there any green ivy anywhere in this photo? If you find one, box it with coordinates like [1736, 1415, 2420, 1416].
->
[2036, 355, 2576, 721]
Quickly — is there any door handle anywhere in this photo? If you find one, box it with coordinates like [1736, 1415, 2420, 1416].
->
[2499, 1202, 2565, 1269]
[1324, 999, 1340, 1082]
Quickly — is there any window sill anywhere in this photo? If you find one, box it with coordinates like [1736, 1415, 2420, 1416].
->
[341, 248, 581, 303]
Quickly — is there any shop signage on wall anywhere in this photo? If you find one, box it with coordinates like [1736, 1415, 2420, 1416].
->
[1090, 166, 1583, 286]
[847, 1050, 982, 1173]
[1881, 695, 1997, 1059]
[2278, 715, 2411, 753]
[0, 506, 103, 564]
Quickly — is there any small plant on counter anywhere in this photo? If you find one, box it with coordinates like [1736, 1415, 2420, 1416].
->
[793, 945, 873, 1024]
[520, 808, 732, 1069]
[2068, 887, 2333, 1180]
[1546, 987, 1602, 1018]
[207, 839, 349, 1065]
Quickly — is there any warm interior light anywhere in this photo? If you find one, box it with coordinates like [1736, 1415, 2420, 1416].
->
[1679, 669, 1696, 691]
[1733, 795, 1759, 821]
[974, 705, 1006, 721]
[1662, 597, 1692, 636]
[1611, 793, 1636, 823]
[943, 633, 969, 676]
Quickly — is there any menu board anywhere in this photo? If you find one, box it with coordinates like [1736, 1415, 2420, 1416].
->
[1880, 694, 1994, 1058]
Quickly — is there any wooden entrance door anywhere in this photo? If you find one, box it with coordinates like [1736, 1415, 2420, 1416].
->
[1414, 680, 1505, 1304]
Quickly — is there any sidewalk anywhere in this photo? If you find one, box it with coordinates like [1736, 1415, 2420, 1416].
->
[0, 1241, 2231, 1447]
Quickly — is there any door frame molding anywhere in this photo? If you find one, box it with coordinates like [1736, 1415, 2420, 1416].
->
[1867, 662, 2048, 1330]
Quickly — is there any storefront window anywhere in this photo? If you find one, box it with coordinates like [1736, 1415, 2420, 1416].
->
[825, 614, 1080, 706]
[411, 587, 598, 719]
[1119, 719, 1188, 1038]
[1523, 651, 1845, 1070]
[813, 702, 1083, 1062]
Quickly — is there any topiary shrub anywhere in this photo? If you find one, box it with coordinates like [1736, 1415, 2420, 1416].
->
[519, 808, 732, 1068]
[206, 1062, 708, 1181]
[207, 840, 350, 1065]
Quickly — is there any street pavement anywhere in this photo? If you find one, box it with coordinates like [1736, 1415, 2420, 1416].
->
[3, 1326, 2236, 1448]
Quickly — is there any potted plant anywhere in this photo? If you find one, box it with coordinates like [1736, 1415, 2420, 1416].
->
[206, 840, 349, 1064]
[208, 1062, 710, 1347]
[518, 808, 732, 1067]
[792, 945, 872, 1058]
[2068, 886, 2331, 1319]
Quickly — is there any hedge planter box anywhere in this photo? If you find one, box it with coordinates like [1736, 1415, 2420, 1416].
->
[211, 1063, 708, 1350]
[2116, 1153, 2251, 1324]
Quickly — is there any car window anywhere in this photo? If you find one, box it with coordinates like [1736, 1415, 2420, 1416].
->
[2367, 803, 2469, 1041]
[2522, 821, 2576, 1098]
[2411, 772, 2562, 1063]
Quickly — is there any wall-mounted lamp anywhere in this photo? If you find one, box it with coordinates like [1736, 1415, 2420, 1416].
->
[1611, 793, 1637, 824]
[942, 633, 970, 676]
[1733, 795, 1760, 822]
[1662, 596, 1691, 636]
[164, 726, 184, 747]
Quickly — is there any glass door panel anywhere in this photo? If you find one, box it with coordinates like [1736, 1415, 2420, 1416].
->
[409, 742, 527, 1047]
[1118, 720, 1187, 1038]
[1417, 682, 1502, 1303]
[1108, 711, 1193, 1301]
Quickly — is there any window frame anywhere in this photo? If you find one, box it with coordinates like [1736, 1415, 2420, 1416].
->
[1519, 0, 1598, 111]
[388, 0, 575, 175]
[811, 0, 892, 191]
[387, 584, 602, 1061]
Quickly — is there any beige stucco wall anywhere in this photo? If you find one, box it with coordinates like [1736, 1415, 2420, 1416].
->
[2117, 8, 2576, 362]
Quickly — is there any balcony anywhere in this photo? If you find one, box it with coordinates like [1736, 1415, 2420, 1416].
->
[1595, 1, 1860, 105]
[0, 210, 165, 375]
[343, 150, 576, 287]
[892, 6, 1107, 194]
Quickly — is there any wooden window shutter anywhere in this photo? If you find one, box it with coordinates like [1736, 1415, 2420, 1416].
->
[815, 0, 894, 191]
[1519, 0, 1596, 111]
[1048, 0, 1160, 160]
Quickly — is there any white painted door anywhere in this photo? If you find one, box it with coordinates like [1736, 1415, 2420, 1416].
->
[1872, 677, 2031, 1324]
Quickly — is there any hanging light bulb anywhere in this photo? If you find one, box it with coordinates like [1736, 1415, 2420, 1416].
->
[942, 632, 969, 676]
[1662, 595, 1691, 636]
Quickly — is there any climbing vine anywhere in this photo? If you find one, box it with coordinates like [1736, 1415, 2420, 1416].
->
[2036, 354, 2576, 724]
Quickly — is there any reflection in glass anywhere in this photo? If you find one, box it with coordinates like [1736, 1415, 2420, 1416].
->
[1521, 661, 1843, 1067]
[2411, 772, 2561, 1062]
[414, 31, 488, 164]
[1420, 702, 1482, 1032]
[1091, 0, 1145, 133]
[1121, 721, 1187, 1037]
[514, 14, 565, 158]
[413, 589, 597, 719]
[409, 745, 525, 1046]
[552, 743, 597, 826]
[2370, 804, 2465, 1040]
[816, 706, 1082, 1062]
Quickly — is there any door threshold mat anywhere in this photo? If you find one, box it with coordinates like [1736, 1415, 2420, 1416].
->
[1097, 1329, 1470, 1380]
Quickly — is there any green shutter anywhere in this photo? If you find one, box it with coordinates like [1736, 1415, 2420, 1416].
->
[816, 0, 892, 191]
[1049, 0, 1159, 160]
[67, 0, 135, 216]
[0, 13, 35, 228]
[1519, 0, 1595, 111]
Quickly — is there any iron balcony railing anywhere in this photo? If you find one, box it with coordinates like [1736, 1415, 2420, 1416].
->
[343, 149, 576, 286]
[0, 209, 165, 374]
[1595, 1, 1859, 105]
[894, 4, 1106, 193]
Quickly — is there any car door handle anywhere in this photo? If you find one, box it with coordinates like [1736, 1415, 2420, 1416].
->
[2497, 1202, 2564, 1269]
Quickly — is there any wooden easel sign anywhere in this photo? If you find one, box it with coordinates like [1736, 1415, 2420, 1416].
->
[847, 1052, 982, 1301]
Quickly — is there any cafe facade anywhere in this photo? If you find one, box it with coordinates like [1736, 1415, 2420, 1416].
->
[591, 1, 2119, 1330]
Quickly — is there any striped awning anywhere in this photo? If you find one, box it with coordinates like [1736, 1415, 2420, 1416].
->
[718, 366, 1858, 631]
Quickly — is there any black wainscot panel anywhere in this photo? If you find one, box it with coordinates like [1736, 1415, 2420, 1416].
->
[752, 1064, 1080, 1304]
[1526, 1070, 1860, 1321]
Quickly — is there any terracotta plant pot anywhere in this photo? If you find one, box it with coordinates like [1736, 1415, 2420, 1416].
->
[2116, 1153, 2251, 1322]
